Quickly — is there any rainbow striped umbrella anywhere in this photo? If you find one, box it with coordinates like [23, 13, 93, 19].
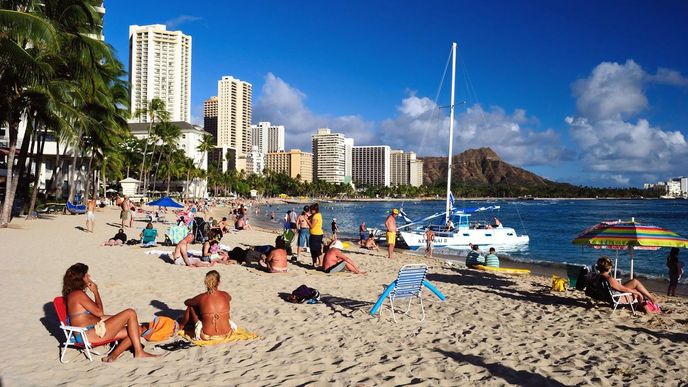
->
[573, 219, 688, 278]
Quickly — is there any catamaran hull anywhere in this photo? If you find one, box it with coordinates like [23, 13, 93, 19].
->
[399, 228, 529, 251]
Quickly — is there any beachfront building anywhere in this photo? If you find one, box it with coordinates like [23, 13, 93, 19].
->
[128, 24, 192, 123]
[352, 146, 391, 187]
[410, 158, 424, 187]
[644, 176, 688, 198]
[208, 146, 237, 173]
[312, 128, 353, 184]
[251, 122, 285, 154]
[390, 150, 424, 187]
[265, 149, 313, 183]
[217, 76, 252, 159]
[204, 96, 218, 142]
[245, 146, 264, 175]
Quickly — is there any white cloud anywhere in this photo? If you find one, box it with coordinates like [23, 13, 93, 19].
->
[572, 60, 648, 121]
[164, 15, 201, 29]
[378, 94, 570, 166]
[253, 73, 374, 151]
[567, 60, 688, 184]
[650, 68, 688, 87]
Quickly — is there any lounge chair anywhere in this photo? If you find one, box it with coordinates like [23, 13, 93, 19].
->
[369, 264, 446, 322]
[585, 274, 637, 315]
[52, 296, 118, 363]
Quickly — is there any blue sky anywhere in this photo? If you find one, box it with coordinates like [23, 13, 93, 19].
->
[103, 1, 688, 187]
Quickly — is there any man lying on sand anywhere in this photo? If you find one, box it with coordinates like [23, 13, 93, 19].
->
[179, 270, 234, 340]
[322, 240, 365, 274]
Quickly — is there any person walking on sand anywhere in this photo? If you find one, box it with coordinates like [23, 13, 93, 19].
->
[667, 247, 683, 297]
[424, 227, 434, 258]
[331, 218, 339, 239]
[85, 197, 96, 233]
[385, 209, 399, 259]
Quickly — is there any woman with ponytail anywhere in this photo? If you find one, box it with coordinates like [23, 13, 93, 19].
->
[179, 270, 234, 340]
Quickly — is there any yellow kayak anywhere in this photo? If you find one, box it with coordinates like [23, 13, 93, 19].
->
[474, 265, 531, 275]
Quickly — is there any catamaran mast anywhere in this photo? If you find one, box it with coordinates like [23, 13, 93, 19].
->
[445, 42, 457, 222]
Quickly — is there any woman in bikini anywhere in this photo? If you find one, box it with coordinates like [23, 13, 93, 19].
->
[62, 263, 158, 362]
[179, 270, 233, 340]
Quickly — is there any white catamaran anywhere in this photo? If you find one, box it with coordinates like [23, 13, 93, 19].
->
[398, 43, 529, 251]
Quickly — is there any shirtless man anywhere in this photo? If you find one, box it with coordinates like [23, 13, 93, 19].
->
[172, 233, 210, 267]
[424, 227, 435, 258]
[385, 209, 399, 259]
[120, 196, 130, 228]
[85, 198, 96, 232]
[322, 241, 365, 274]
[261, 236, 288, 273]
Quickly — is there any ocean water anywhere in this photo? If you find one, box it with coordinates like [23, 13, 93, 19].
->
[256, 199, 688, 280]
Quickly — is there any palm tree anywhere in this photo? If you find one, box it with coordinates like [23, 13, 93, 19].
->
[151, 122, 181, 193]
[0, 4, 58, 226]
[133, 97, 168, 196]
[195, 133, 215, 170]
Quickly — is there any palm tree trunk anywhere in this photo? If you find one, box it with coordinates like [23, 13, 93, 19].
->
[0, 116, 20, 226]
[26, 126, 48, 219]
[84, 152, 94, 200]
[7, 115, 36, 218]
[66, 144, 80, 203]
[139, 119, 154, 197]
[165, 153, 172, 196]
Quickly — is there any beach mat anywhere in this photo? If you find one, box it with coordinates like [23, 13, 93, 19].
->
[177, 327, 261, 346]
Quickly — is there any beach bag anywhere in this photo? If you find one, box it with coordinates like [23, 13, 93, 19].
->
[142, 316, 179, 342]
[641, 300, 661, 314]
[126, 238, 140, 245]
[551, 276, 567, 292]
[575, 266, 589, 291]
[287, 285, 320, 303]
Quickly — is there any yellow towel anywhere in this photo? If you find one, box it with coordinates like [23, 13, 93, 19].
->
[177, 327, 261, 346]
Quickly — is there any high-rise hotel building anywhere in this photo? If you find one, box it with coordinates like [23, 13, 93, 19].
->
[217, 76, 252, 155]
[251, 122, 285, 154]
[128, 24, 191, 123]
[390, 150, 424, 187]
[352, 146, 391, 187]
[312, 128, 353, 184]
[203, 96, 218, 141]
[265, 149, 313, 183]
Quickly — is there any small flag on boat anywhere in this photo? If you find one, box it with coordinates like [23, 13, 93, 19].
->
[449, 191, 455, 208]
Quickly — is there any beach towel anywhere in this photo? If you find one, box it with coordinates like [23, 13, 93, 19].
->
[167, 225, 189, 245]
[142, 316, 178, 342]
[177, 327, 260, 346]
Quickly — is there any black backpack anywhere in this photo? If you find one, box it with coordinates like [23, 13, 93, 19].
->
[575, 266, 589, 291]
[287, 285, 320, 303]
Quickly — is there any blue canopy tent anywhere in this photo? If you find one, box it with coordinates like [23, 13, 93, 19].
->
[147, 197, 183, 208]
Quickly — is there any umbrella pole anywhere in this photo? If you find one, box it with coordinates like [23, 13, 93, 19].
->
[629, 246, 634, 279]
[614, 250, 618, 279]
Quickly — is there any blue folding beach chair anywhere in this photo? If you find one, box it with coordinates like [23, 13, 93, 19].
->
[370, 264, 446, 323]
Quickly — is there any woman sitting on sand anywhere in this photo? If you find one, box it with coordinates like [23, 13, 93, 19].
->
[62, 263, 158, 362]
[102, 229, 127, 246]
[179, 270, 234, 340]
[591, 256, 657, 304]
[259, 235, 288, 273]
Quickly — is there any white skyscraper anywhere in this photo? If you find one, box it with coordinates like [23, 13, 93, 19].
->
[251, 122, 285, 154]
[217, 76, 252, 155]
[128, 24, 191, 123]
[312, 128, 350, 184]
[245, 146, 264, 175]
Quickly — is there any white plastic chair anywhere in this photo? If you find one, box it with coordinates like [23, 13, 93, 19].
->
[53, 297, 117, 363]
[602, 281, 637, 315]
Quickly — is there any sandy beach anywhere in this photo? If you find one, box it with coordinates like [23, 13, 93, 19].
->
[1, 205, 687, 386]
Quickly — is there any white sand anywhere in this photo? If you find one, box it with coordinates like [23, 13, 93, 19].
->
[0, 206, 687, 386]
